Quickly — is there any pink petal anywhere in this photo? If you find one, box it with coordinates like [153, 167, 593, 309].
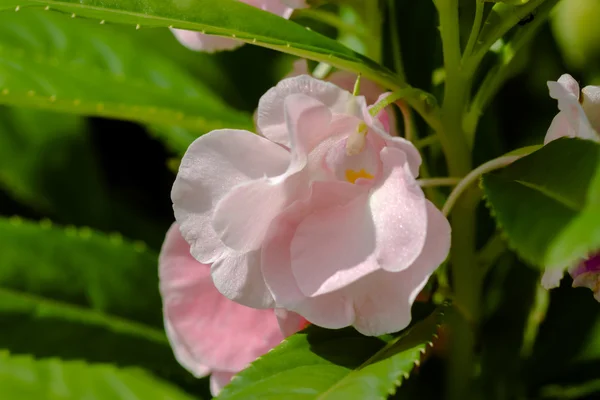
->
[172, 129, 290, 264]
[210, 371, 236, 397]
[261, 181, 362, 327]
[257, 75, 355, 147]
[547, 77, 597, 141]
[347, 200, 451, 335]
[211, 250, 275, 308]
[274, 308, 309, 337]
[262, 192, 450, 336]
[170, 29, 243, 53]
[582, 85, 600, 137]
[159, 225, 284, 376]
[363, 104, 422, 177]
[290, 189, 380, 296]
[212, 95, 331, 254]
[544, 112, 575, 144]
[557, 74, 580, 97]
[368, 147, 428, 272]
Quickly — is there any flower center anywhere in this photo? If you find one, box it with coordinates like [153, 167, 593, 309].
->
[345, 121, 369, 156]
[345, 168, 374, 184]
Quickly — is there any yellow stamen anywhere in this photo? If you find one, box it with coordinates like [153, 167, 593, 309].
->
[345, 168, 374, 184]
[345, 121, 369, 156]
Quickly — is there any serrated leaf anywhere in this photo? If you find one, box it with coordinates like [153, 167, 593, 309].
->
[0, 352, 198, 400]
[482, 138, 600, 269]
[0, 217, 184, 377]
[0, 9, 252, 151]
[10, 0, 403, 91]
[217, 306, 446, 400]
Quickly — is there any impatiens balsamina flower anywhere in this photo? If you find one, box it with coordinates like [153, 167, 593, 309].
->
[171, 0, 307, 53]
[159, 224, 307, 395]
[544, 74, 600, 144]
[172, 74, 451, 336]
[541, 74, 600, 300]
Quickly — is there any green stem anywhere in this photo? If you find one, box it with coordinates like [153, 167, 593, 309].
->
[387, 0, 406, 81]
[418, 177, 461, 187]
[463, 0, 484, 62]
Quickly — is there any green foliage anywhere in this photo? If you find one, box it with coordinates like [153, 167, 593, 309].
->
[0, 9, 252, 152]
[217, 306, 446, 400]
[482, 138, 600, 269]
[12, 0, 402, 90]
[0, 217, 187, 377]
[0, 352, 199, 400]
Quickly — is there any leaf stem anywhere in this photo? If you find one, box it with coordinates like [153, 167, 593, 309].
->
[463, 0, 484, 62]
[293, 8, 370, 40]
[418, 177, 461, 187]
[442, 154, 522, 216]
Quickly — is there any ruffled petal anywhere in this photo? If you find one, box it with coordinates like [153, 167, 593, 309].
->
[211, 250, 275, 309]
[362, 104, 422, 177]
[212, 94, 330, 254]
[159, 225, 283, 377]
[262, 191, 449, 336]
[261, 181, 361, 327]
[290, 189, 379, 296]
[348, 200, 450, 336]
[368, 147, 428, 272]
[257, 75, 355, 146]
[172, 129, 290, 264]
[547, 77, 597, 141]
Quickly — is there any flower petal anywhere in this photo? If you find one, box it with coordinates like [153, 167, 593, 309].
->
[582, 85, 600, 136]
[257, 75, 355, 146]
[290, 189, 380, 297]
[172, 129, 290, 263]
[261, 181, 361, 327]
[369, 147, 428, 272]
[548, 77, 597, 141]
[348, 200, 450, 336]
[171, 29, 243, 53]
[274, 308, 309, 337]
[544, 112, 575, 144]
[211, 250, 275, 308]
[212, 95, 331, 254]
[541, 267, 565, 289]
[159, 225, 283, 377]
[210, 371, 236, 397]
[363, 104, 422, 177]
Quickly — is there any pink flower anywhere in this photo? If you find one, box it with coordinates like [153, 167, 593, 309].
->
[171, 0, 306, 53]
[159, 224, 307, 395]
[544, 74, 600, 144]
[542, 253, 600, 301]
[172, 74, 450, 336]
[286, 60, 398, 135]
[541, 74, 600, 300]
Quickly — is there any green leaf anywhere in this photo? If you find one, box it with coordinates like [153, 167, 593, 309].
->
[0, 9, 252, 150]
[468, 0, 559, 71]
[0, 352, 198, 400]
[217, 306, 446, 400]
[482, 138, 600, 269]
[11, 0, 403, 92]
[0, 106, 166, 247]
[0, 217, 184, 377]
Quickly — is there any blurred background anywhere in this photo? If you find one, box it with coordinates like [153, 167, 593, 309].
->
[1, 0, 599, 399]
